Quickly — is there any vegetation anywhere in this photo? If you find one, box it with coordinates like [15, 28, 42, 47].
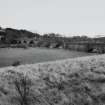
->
[9, 72, 41, 105]
[0, 27, 105, 53]
[0, 54, 105, 104]
[12, 60, 21, 66]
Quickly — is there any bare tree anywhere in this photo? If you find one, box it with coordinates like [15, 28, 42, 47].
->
[9, 72, 40, 105]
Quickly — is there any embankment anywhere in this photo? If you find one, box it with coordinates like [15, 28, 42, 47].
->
[0, 54, 105, 105]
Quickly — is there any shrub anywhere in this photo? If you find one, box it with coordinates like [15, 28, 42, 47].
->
[12, 60, 21, 66]
[5, 71, 42, 105]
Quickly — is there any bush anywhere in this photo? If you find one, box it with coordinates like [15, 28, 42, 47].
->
[5, 71, 42, 105]
[12, 60, 21, 66]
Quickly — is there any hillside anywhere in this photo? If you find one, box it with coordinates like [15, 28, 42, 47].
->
[1, 27, 105, 53]
[0, 54, 105, 104]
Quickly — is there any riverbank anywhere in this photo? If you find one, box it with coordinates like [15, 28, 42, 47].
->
[0, 54, 105, 105]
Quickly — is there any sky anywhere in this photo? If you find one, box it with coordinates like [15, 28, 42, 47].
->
[0, 0, 105, 37]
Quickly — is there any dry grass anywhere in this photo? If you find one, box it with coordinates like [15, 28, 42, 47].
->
[0, 54, 105, 105]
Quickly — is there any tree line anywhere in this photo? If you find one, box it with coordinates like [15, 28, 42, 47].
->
[0, 27, 105, 53]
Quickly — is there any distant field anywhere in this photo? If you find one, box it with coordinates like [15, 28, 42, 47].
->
[0, 48, 96, 67]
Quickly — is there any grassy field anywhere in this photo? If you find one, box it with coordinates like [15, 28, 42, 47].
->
[0, 54, 105, 105]
[0, 48, 95, 67]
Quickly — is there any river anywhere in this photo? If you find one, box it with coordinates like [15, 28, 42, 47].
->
[0, 48, 96, 67]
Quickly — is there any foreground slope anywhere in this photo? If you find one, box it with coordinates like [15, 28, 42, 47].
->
[0, 54, 105, 105]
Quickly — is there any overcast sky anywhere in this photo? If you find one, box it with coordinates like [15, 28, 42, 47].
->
[0, 0, 105, 37]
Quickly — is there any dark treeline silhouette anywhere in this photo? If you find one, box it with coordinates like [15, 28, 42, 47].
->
[0, 27, 105, 53]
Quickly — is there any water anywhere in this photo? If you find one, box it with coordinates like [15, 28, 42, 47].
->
[0, 48, 95, 67]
